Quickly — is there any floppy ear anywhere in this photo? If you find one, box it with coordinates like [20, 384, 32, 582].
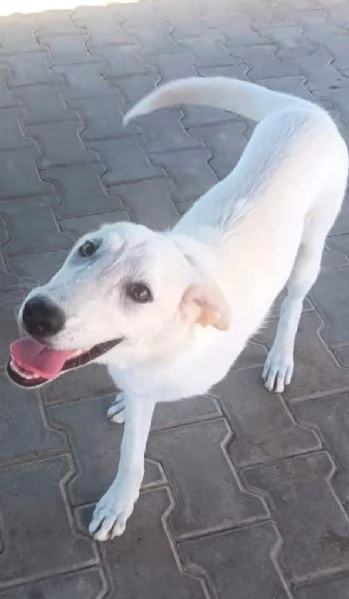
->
[180, 283, 230, 331]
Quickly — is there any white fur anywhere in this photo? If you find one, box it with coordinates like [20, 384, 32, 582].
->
[20, 77, 348, 540]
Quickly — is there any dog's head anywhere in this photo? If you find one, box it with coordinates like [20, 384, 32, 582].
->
[8, 221, 230, 388]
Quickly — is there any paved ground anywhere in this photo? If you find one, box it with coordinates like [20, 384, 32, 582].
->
[1, 0, 349, 597]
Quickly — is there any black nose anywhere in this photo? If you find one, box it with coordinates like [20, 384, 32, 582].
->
[22, 295, 65, 338]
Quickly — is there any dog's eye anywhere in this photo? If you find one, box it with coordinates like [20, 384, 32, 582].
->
[127, 283, 153, 303]
[79, 240, 97, 258]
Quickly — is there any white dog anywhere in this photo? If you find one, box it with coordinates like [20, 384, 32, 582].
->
[7, 77, 348, 541]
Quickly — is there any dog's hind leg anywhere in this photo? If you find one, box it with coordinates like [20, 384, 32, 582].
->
[262, 201, 341, 393]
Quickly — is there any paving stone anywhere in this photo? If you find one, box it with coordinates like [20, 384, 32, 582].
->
[72, 9, 132, 46]
[313, 86, 349, 124]
[49, 396, 164, 506]
[0, 197, 72, 256]
[0, 108, 33, 150]
[295, 574, 349, 599]
[60, 211, 129, 239]
[42, 34, 94, 66]
[214, 366, 320, 466]
[148, 419, 266, 537]
[256, 311, 349, 400]
[70, 94, 139, 141]
[12, 83, 76, 125]
[110, 179, 179, 229]
[77, 488, 206, 599]
[42, 163, 123, 218]
[112, 73, 160, 105]
[255, 74, 317, 103]
[92, 44, 151, 79]
[52, 63, 111, 98]
[294, 393, 349, 514]
[230, 45, 300, 79]
[210, 18, 271, 47]
[0, 149, 51, 199]
[42, 363, 116, 404]
[153, 395, 222, 430]
[0, 456, 96, 585]
[187, 121, 248, 179]
[179, 522, 289, 599]
[0, 256, 18, 292]
[283, 47, 348, 92]
[257, 25, 312, 57]
[309, 267, 349, 347]
[0, 21, 41, 53]
[0, 569, 105, 599]
[232, 340, 268, 370]
[89, 138, 163, 185]
[178, 35, 243, 68]
[303, 23, 349, 72]
[3, 53, 60, 86]
[150, 148, 218, 202]
[0, 73, 17, 108]
[0, 373, 64, 464]
[25, 121, 99, 169]
[0, 296, 24, 366]
[148, 52, 198, 81]
[244, 452, 349, 581]
[138, 110, 203, 153]
[124, 24, 182, 56]
[327, 233, 349, 261]
[8, 250, 69, 286]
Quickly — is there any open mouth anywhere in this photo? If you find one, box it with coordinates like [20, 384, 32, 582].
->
[7, 337, 123, 389]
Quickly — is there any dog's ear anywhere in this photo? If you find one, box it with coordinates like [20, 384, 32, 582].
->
[180, 283, 230, 331]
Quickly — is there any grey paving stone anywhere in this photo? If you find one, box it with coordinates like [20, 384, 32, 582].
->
[0, 296, 23, 367]
[0, 21, 41, 53]
[0, 149, 53, 199]
[0, 73, 17, 109]
[213, 367, 320, 466]
[310, 267, 349, 347]
[256, 311, 349, 400]
[110, 179, 179, 229]
[138, 110, 203, 153]
[179, 522, 289, 599]
[283, 47, 349, 92]
[77, 488, 206, 599]
[0, 456, 96, 586]
[91, 44, 151, 78]
[178, 35, 243, 68]
[148, 419, 266, 537]
[294, 393, 349, 514]
[232, 340, 268, 370]
[187, 121, 248, 179]
[70, 94, 139, 141]
[0, 569, 105, 599]
[112, 73, 160, 106]
[34, 10, 80, 36]
[124, 24, 183, 56]
[60, 211, 129, 239]
[0, 108, 33, 150]
[42, 34, 94, 66]
[42, 163, 122, 218]
[25, 121, 99, 169]
[12, 83, 77, 125]
[244, 452, 349, 582]
[89, 138, 163, 185]
[48, 395, 164, 506]
[153, 395, 222, 430]
[150, 148, 218, 202]
[148, 52, 198, 81]
[3, 53, 60, 86]
[233, 44, 301, 78]
[52, 62, 111, 98]
[42, 363, 116, 404]
[295, 574, 349, 599]
[0, 372, 64, 464]
[0, 255, 19, 292]
[0, 197, 72, 256]
[72, 9, 132, 46]
[8, 250, 69, 286]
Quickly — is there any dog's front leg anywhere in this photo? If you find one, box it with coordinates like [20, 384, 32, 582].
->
[89, 395, 155, 541]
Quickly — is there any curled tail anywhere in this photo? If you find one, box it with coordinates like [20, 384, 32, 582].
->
[124, 76, 319, 125]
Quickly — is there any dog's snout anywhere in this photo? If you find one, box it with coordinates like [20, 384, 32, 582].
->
[22, 295, 66, 338]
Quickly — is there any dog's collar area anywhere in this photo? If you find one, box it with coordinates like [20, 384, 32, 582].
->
[7, 337, 124, 389]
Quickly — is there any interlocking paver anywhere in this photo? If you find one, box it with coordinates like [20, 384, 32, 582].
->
[41, 163, 123, 217]
[2, 1, 349, 596]
[214, 367, 320, 466]
[0, 456, 96, 586]
[0, 197, 72, 256]
[48, 396, 164, 506]
[77, 488, 206, 599]
[148, 419, 266, 536]
[244, 452, 349, 582]
[0, 373, 64, 463]
[12, 83, 76, 124]
[179, 522, 289, 599]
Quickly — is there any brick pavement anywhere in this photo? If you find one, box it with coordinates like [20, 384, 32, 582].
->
[1, 0, 349, 597]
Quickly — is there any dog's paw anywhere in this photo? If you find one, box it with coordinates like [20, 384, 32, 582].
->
[107, 393, 126, 424]
[89, 484, 137, 541]
[262, 349, 294, 393]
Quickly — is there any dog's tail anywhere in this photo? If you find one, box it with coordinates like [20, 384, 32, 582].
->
[123, 76, 319, 126]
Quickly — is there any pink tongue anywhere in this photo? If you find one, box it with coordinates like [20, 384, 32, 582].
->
[10, 338, 75, 379]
